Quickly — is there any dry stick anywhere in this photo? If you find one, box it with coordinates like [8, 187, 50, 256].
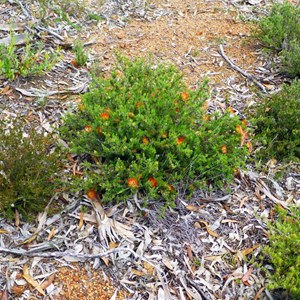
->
[18, 0, 32, 19]
[218, 44, 267, 93]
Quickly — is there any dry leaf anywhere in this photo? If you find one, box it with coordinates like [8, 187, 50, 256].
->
[22, 265, 45, 296]
[0, 230, 10, 234]
[15, 210, 20, 227]
[0, 85, 11, 95]
[18, 234, 37, 246]
[187, 244, 194, 261]
[78, 211, 84, 230]
[195, 220, 218, 237]
[47, 227, 56, 240]
[101, 256, 110, 266]
[131, 269, 145, 277]
[109, 242, 119, 249]
[206, 226, 218, 237]
[11, 285, 26, 296]
[241, 244, 260, 256]
[40, 273, 55, 290]
[0, 289, 8, 300]
[186, 205, 202, 212]
[221, 219, 240, 224]
[143, 262, 155, 275]
[242, 267, 253, 285]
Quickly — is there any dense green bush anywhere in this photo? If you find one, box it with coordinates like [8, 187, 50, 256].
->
[251, 80, 300, 162]
[263, 205, 300, 297]
[61, 57, 249, 204]
[254, 2, 300, 77]
[0, 120, 62, 220]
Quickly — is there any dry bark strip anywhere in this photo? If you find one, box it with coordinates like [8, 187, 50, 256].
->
[219, 44, 268, 93]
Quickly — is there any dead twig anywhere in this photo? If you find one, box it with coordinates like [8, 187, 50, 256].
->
[219, 44, 267, 93]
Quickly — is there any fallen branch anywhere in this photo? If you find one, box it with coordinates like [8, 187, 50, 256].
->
[219, 44, 267, 93]
[15, 81, 89, 97]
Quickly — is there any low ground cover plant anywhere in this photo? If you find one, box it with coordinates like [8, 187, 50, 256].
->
[61, 57, 249, 205]
[73, 39, 88, 67]
[251, 80, 300, 162]
[0, 33, 60, 80]
[254, 2, 300, 77]
[0, 120, 63, 221]
[263, 205, 300, 297]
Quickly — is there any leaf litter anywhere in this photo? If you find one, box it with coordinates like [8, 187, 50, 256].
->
[0, 0, 300, 299]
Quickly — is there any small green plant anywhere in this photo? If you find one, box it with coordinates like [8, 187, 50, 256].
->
[254, 2, 300, 77]
[263, 205, 300, 297]
[251, 80, 300, 162]
[0, 33, 60, 80]
[73, 40, 88, 67]
[60, 57, 248, 205]
[0, 119, 63, 221]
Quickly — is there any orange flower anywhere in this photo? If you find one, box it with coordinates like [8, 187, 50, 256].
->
[221, 145, 227, 154]
[236, 125, 243, 134]
[236, 125, 248, 146]
[241, 131, 248, 147]
[228, 107, 237, 114]
[176, 135, 186, 145]
[167, 184, 175, 192]
[127, 178, 139, 189]
[142, 136, 149, 145]
[161, 133, 167, 139]
[203, 114, 210, 121]
[100, 112, 110, 119]
[116, 70, 123, 77]
[87, 189, 98, 200]
[233, 168, 240, 176]
[148, 177, 157, 188]
[135, 101, 144, 108]
[78, 103, 85, 111]
[202, 101, 209, 111]
[242, 119, 248, 126]
[181, 91, 189, 101]
[247, 141, 253, 153]
[84, 125, 93, 132]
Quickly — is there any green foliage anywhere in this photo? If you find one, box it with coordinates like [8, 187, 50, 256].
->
[254, 2, 300, 77]
[33, 0, 96, 27]
[0, 120, 63, 221]
[0, 33, 60, 80]
[73, 40, 88, 67]
[251, 80, 300, 162]
[263, 206, 300, 297]
[61, 57, 248, 204]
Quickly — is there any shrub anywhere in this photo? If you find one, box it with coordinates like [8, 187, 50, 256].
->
[0, 33, 60, 80]
[254, 2, 300, 77]
[73, 40, 88, 67]
[263, 205, 300, 297]
[0, 120, 63, 221]
[60, 57, 248, 204]
[251, 80, 300, 162]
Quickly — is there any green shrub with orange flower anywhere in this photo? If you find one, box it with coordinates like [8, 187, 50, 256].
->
[60, 57, 249, 204]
